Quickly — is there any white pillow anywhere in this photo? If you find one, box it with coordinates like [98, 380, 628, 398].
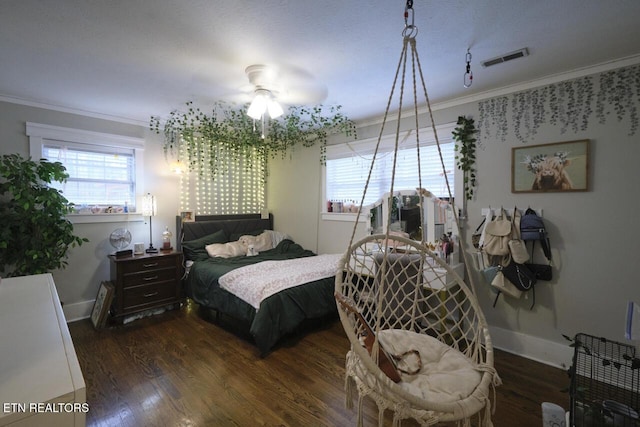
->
[264, 230, 289, 247]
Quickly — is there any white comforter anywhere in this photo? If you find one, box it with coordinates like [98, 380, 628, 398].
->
[219, 253, 342, 310]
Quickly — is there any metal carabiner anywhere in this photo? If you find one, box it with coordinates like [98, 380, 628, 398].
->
[463, 50, 473, 88]
[403, 0, 417, 38]
[463, 71, 473, 88]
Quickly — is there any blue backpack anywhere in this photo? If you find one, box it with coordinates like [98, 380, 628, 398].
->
[520, 208, 551, 263]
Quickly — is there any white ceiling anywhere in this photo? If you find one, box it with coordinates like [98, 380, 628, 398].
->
[2, 0, 640, 125]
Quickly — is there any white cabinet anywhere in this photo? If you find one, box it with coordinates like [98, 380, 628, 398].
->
[0, 274, 86, 427]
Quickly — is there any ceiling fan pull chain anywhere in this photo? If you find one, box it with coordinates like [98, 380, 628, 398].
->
[464, 49, 473, 88]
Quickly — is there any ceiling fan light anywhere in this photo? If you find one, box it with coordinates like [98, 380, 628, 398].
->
[247, 92, 267, 119]
[267, 98, 283, 118]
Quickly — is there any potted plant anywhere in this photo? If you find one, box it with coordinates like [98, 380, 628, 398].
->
[452, 115, 478, 203]
[0, 154, 88, 277]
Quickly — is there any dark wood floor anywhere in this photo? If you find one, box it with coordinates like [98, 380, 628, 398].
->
[69, 302, 570, 426]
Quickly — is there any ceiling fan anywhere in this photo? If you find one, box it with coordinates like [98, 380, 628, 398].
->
[243, 64, 328, 119]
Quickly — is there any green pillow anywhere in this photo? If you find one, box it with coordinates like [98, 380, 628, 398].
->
[182, 229, 228, 261]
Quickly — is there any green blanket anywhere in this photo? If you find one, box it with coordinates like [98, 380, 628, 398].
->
[185, 239, 337, 354]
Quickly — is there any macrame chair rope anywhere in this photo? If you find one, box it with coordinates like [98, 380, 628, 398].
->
[335, 4, 499, 426]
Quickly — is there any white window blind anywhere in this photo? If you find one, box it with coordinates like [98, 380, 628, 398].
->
[326, 141, 455, 206]
[27, 122, 144, 216]
[42, 142, 136, 207]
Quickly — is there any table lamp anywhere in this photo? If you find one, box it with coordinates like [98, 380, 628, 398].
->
[141, 193, 158, 253]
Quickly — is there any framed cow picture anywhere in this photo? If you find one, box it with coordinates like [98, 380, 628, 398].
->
[511, 139, 589, 193]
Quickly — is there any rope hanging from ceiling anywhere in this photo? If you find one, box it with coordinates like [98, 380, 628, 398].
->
[335, 2, 500, 425]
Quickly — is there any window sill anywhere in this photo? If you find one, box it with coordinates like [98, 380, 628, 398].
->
[321, 212, 367, 222]
[67, 213, 145, 224]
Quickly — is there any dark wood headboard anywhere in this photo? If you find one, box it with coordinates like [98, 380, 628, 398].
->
[175, 213, 274, 252]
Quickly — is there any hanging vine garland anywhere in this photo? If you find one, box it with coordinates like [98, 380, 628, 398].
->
[150, 101, 357, 181]
[596, 67, 639, 135]
[478, 63, 640, 143]
[478, 96, 509, 143]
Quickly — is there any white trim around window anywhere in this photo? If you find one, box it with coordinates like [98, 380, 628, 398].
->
[26, 122, 146, 224]
[322, 122, 460, 222]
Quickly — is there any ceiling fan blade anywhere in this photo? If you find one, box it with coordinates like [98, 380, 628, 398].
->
[244, 63, 328, 107]
[278, 83, 328, 105]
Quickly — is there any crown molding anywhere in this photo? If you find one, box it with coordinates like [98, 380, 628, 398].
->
[355, 54, 640, 128]
[0, 94, 148, 127]
[3, 54, 640, 130]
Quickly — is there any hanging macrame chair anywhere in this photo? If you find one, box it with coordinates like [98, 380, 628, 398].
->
[334, 3, 501, 426]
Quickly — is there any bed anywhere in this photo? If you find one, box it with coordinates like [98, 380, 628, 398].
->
[176, 214, 338, 355]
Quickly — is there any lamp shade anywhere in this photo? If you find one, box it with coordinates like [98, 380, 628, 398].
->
[247, 91, 268, 119]
[267, 98, 284, 118]
[169, 160, 185, 175]
[247, 89, 283, 119]
[141, 193, 156, 217]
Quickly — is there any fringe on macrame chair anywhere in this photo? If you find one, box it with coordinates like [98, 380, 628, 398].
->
[334, 2, 501, 426]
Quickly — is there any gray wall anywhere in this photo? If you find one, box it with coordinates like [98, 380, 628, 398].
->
[2, 60, 638, 367]
[267, 68, 640, 368]
[0, 101, 181, 320]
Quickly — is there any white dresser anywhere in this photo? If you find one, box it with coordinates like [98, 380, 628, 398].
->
[0, 274, 86, 427]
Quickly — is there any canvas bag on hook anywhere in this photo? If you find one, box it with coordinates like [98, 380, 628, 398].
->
[482, 208, 511, 256]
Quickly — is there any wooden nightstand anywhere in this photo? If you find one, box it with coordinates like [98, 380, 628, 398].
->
[109, 251, 184, 323]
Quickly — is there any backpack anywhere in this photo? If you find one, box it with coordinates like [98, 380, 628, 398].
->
[520, 208, 551, 262]
[490, 208, 552, 310]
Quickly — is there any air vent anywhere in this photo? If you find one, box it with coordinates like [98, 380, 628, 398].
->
[481, 48, 529, 67]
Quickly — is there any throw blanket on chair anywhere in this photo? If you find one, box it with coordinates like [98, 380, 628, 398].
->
[219, 254, 341, 310]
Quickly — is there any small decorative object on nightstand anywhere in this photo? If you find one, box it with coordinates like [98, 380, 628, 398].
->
[161, 226, 173, 251]
[109, 251, 183, 323]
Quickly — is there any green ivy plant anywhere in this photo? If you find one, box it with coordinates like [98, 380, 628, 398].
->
[150, 101, 356, 179]
[478, 64, 639, 142]
[452, 116, 478, 201]
[0, 154, 88, 277]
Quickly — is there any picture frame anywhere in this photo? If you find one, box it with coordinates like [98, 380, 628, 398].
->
[91, 281, 115, 329]
[512, 139, 589, 193]
[180, 211, 195, 222]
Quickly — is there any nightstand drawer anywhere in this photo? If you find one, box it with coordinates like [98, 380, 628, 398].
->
[122, 280, 177, 309]
[120, 256, 176, 274]
[122, 267, 176, 288]
[109, 251, 183, 323]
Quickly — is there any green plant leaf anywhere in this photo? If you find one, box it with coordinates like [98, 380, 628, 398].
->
[0, 154, 88, 277]
[452, 116, 478, 201]
[151, 101, 357, 179]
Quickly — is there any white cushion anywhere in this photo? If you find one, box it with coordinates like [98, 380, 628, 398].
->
[350, 329, 482, 404]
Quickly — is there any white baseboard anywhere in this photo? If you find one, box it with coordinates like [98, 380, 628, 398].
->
[489, 325, 574, 370]
[63, 299, 94, 323]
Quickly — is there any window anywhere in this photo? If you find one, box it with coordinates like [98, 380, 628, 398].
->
[27, 122, 144, 217]
[325, 124, 457, 209]
[42, 142, 136, 207]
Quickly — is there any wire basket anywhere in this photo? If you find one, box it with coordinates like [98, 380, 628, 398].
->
[569, 333, 640, 426]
